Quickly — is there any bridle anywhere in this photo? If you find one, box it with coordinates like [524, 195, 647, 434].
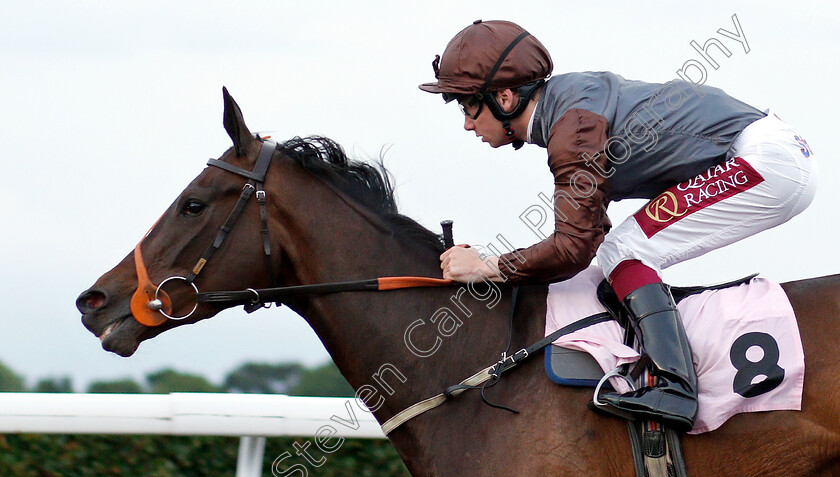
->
[130, 136, 454, 327]
[130, 136, 279, 327]
[126, 136, 611, 435]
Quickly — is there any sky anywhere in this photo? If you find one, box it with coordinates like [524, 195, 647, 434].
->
[1, 1, 838, 391]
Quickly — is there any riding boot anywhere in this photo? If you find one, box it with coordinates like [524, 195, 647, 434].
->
[599, 283, 698, 432]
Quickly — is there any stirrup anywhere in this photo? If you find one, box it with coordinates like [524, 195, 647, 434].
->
[591, 368, 638, 421]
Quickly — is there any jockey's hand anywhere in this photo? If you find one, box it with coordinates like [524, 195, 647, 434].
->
[440, 245, 502, 283]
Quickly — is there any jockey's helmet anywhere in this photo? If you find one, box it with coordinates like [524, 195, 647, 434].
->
[418, 20, 553, 103]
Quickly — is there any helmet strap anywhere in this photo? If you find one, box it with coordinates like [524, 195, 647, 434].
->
[503, 121, 524, 150]
[483, 79, 543, 150]
[450, 28, 546, 151]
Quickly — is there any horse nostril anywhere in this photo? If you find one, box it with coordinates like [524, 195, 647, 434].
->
[76, 290, 107, 313]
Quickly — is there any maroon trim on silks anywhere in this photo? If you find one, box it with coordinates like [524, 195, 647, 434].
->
[609, 259, 662, 301]
[633, 157, 765, 238]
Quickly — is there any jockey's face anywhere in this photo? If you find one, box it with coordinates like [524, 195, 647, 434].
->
[459, 90, 516, 148]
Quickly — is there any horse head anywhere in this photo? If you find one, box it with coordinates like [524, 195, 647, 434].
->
[76, 87, 445, 358]
[75, 88, 295, 356]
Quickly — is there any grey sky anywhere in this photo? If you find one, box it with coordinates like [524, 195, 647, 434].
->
[1, 1, 837, 389]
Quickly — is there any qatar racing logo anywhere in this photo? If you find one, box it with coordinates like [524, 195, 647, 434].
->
[635, 157, 764, 238]
[644, 191, 688, 223]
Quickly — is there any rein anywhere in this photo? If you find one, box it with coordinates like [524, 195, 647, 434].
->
[130, 138, 456, 327]
[128, 137, 607, 437]
[195, 276, 453, 308]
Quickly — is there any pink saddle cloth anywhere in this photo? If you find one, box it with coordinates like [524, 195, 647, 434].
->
[546, 266, 804, 434]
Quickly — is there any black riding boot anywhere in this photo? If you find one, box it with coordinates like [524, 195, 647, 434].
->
[600, 283, 698, 432]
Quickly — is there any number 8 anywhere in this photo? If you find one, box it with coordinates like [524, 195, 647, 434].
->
[729, 332, 785, 398]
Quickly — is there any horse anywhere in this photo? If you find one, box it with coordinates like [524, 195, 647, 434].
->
[76, 88, 840, 476]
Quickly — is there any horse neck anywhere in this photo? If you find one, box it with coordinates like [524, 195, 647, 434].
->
[271, 170, 521, 428]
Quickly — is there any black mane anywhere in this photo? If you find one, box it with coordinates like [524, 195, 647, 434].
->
[276, 136, 445, 253]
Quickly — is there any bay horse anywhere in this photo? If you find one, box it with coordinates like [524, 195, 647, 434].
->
[76, 88, 840, 476]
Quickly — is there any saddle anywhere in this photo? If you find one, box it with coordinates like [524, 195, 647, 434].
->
[545, 274, 757, 388]
[546, 273, 756, 477]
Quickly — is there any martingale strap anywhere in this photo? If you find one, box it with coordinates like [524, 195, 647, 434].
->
[380, 311, 612, 435]
[195, 276, 610, 436]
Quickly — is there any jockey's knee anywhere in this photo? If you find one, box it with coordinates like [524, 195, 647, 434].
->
[596, 233, 661, 281]
[595, 235, 625, 278]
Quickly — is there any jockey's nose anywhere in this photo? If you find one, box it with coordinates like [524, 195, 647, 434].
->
[464, 116, 476, 131]
[76, 289, 107, 313]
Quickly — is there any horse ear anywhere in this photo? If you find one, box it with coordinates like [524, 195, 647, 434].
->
[222, 86, 253, 156]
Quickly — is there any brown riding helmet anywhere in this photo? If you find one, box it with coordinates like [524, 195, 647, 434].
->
[419, 20, 553, 99]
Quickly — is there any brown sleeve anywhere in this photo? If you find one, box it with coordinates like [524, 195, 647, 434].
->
[497, 108, 612, 284]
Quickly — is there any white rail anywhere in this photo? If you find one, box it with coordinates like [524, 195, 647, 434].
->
[0, 393, 386, 477]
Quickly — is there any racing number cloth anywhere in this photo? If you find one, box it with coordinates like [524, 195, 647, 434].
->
[546, 266, 804, 434]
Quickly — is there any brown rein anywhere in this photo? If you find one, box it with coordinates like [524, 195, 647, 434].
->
[129, 138, 456, 327]
[193, 276, 455, 311]
[133, 230, 455, 325]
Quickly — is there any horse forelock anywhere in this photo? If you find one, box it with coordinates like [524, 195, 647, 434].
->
[276, 136, 445, 253]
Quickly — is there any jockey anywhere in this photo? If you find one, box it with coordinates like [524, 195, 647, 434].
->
[420, 20, 817, 432]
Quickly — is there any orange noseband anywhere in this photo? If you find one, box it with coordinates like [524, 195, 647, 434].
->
[130, 242, 172, 326]
[130, 225, 173, 327]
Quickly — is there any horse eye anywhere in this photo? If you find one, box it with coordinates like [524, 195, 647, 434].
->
[182, 200, 206, 217]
